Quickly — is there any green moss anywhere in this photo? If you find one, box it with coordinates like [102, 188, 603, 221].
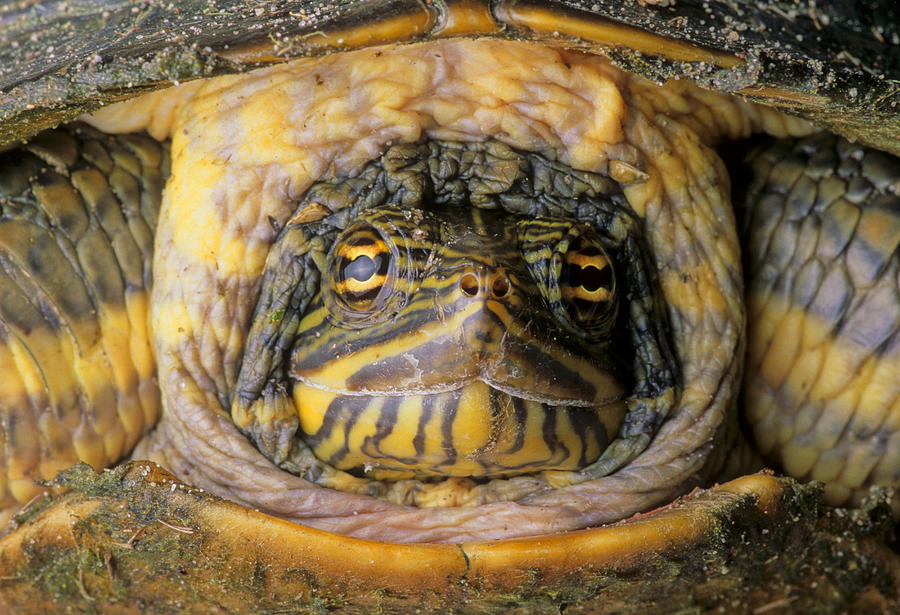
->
[268, 308, 286, 324]
[2, 465, 898, 613]
[10, 492, 55, 527]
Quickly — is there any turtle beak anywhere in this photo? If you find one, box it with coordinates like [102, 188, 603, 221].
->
[297, 260, 624, 407]
[450, 263, 625, 407]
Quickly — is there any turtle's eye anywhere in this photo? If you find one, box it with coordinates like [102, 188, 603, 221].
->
[561, 239, 615, 325]
[334, 233, 392, 309]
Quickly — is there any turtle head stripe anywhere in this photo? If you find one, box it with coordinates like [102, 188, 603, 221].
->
[232, 139, 675, 501]
[290, 204, 627, 477]
[294, 205, 623, 402]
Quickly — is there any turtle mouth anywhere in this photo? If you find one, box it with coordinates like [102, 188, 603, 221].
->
[293, 372, 620, 406]
[481, 375, 620, 407]
[291, 375, 627, 480]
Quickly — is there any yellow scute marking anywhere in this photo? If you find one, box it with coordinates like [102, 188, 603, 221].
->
[438, 0, 499, 36]
[126, 292, 156, 381]
[498, 3, 742, 68]
[3, 331, 46, 399]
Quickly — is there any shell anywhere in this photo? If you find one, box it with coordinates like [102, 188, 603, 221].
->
[1, 0, 898, 153]
[0, 2, 899, 613]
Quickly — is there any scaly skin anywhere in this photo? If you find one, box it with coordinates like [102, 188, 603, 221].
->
[0, 125, 164, 519]
[1, 36, 900, 614]
[740, 133, 900, 514]
[2, 39, 896, 546]
[124, 39, 808, 542]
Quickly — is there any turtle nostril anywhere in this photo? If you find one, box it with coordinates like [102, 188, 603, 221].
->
[491, 275, 509, 298]
[460, 273, 479, 297]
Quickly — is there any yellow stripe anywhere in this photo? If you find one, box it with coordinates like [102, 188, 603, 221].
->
[218, 11, 436, 64]
[294, 384, 338, 437]
[1, 303, 157, 505]
[496, 2, 743, 69]
[298, 301, 482, 392]
[745, 299, 900, 505]
[294, 378, 622, 478]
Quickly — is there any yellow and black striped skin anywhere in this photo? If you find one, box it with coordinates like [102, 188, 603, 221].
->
[230, 137, 677, 502]
[4, 125, 898, 520]
[292, 205, 626, 479]
[740, 133, 900, 510]
[0, 124, 164, 511]
[2, 39, 900, 550]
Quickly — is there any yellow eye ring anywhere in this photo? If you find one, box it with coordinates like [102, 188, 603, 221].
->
[334, 233, 391, 307]
[561, 239, 615, 323]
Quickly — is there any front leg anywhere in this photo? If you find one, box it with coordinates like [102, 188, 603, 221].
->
[0, 125, 165, 519]
[740, 132, 900, 513]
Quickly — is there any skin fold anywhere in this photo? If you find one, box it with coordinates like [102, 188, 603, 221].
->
[118, 39, 807, 542]
[16, 38, 899, 544]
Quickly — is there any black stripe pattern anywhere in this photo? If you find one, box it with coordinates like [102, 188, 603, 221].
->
[0, 124, 165, 508]
[232, 139, 676, 490]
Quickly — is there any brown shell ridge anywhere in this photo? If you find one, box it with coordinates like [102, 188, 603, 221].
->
[0, 1, 897, 154]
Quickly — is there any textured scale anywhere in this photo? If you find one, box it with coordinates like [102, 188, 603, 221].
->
[0, 124, 165, 509]
[0, 0, 896, 602]
[0, 40, 897, 545]
[741, 132, 900, 508]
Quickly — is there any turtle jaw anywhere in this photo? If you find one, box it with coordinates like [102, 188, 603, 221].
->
[293, 295, 626, 405]
[292, 375, 626, 480]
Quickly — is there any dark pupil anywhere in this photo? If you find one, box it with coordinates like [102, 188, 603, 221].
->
[566, 263, 611, 292]
[344, 255, 379, 282]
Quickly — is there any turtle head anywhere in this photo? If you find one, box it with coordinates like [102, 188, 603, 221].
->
[232, 139, 675, 507]
[290, 204, 627, 479]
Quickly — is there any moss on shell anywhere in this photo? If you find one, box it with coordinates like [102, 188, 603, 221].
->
[1, 464, 897, 613]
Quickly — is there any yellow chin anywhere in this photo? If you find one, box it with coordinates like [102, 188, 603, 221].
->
[293, 380, 625, 479]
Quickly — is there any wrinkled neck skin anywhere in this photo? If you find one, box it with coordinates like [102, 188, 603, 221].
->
[91, 38, 814, 543]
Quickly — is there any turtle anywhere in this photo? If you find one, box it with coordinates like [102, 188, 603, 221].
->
[0, 0, 899, 613]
